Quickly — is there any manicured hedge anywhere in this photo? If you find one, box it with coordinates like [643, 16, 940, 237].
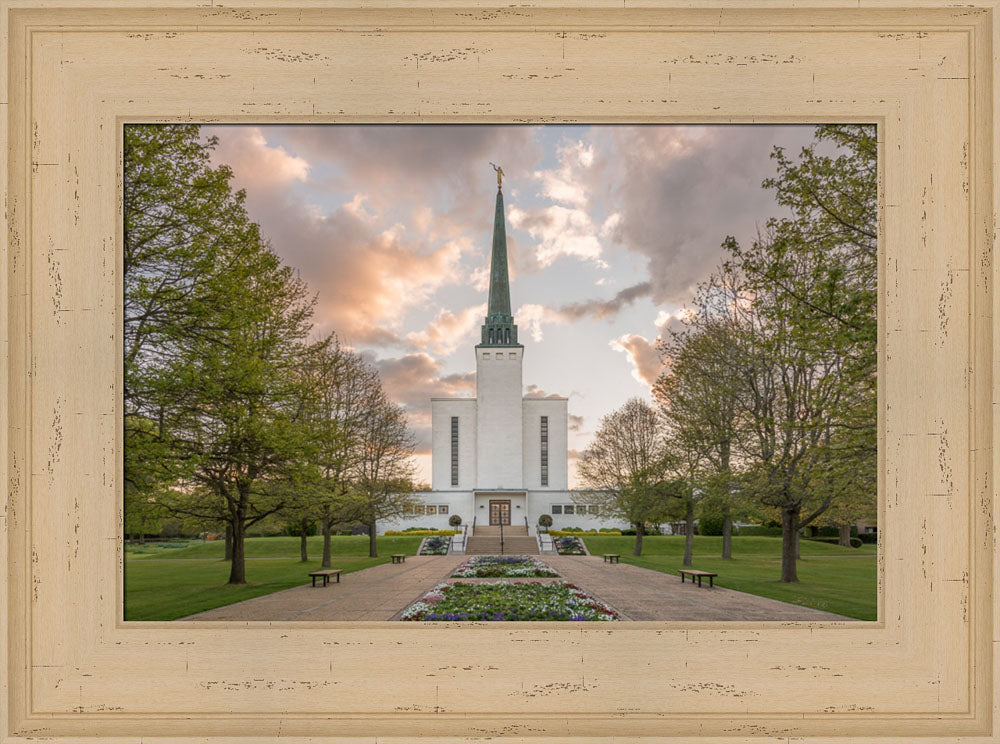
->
[738, 525, 783, 537]
[549, 529, 621, 537]
[384, 530, 457, 536]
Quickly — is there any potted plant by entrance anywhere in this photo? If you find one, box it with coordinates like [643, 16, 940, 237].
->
[537, 514, 553, 533]
[448, 514, 462, 531]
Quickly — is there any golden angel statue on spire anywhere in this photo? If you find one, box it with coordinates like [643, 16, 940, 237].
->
[490, 162, 504, 189]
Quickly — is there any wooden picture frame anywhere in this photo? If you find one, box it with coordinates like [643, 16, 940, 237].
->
[1, 1, 996, 741]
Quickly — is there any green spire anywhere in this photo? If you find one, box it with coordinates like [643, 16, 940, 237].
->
[481, 185, 519, 346]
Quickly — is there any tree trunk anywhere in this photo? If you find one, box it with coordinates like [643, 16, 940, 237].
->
[721, 504, 733, 560]
[224, 523, 233, 561]
[633, 522, 644, 556]
[300, 518, 309, 562]
[368, 521, 378, 558]
[795, 528, 801, 560]
[321, 518, 332, 568]
[683, 500, 695, 567]
[781, 506, 799, 583]
[838, 524, 852, 547]
[228, 517, 246, 584]
[139, 531, 145, 545]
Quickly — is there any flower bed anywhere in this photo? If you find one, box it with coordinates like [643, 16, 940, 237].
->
[450, 555, 558, 578]
[419, 536, 450, 555]
[399, 581, 622, 621]
[554, 536, 586, 555]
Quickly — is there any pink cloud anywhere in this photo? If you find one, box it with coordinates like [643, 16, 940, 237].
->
[610, 333, 665, 387]
[209, 126, 309, 190]
[405, 303, 486, 356]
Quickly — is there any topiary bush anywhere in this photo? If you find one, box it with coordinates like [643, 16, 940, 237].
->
[448, 514, 462, 527]
[537, 514, 553, 529]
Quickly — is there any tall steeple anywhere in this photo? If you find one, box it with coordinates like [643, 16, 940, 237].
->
[481, 168, 519, 347]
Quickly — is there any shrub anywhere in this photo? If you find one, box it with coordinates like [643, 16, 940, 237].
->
[537, 514, 553, 528]
[814, 525, 860, 538]
[738, 525, 783, 537]
[697, 514, 724, 536]
[448, 514, 462, 527]
[159, 520, 186, 538]
[857, 532, 877, 544]
[806, 536, 863, 549]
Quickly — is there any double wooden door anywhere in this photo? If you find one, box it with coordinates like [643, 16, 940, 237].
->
[489, 500, 511, 526]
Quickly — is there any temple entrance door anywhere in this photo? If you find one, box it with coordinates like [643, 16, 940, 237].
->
[489, 500, 511, 526]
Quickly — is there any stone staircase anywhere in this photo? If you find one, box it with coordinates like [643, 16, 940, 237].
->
[464, 525, 539, 555]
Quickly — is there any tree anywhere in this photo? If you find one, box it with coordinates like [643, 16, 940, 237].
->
[300, 344, 385, 567]
[655, 297, 744, 559]
[156, 240, 326, 584]
[345, 388, 418, 558]
[124, 125, 263, 507]
[576, 398, 671, 556]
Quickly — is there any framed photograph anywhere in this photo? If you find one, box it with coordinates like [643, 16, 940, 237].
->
[1, 1, 997, 741]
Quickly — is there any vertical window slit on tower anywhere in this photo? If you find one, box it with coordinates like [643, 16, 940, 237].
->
[451, 416, 459, 486]
[540, 415, 549, 486]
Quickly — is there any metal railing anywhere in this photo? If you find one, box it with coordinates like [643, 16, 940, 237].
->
[499, 520, 504, 555]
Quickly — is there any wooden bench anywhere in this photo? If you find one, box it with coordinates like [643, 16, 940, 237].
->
[308, 569, 342, 587]
[391, 554, 406, 564]
[679, 569, 717, 588]
[603, 554, 620, 564]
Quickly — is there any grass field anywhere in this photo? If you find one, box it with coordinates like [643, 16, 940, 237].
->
[124, 536, 422, 621]
[124, 534, 877, 622]
[579, 535, 877, 620]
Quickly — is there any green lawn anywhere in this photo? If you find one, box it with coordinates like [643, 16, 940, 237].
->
[124, 536, 422, 621]
[580, 536, 877, 621]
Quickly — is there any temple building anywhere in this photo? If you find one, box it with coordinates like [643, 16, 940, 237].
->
[378, 172, 624, 539]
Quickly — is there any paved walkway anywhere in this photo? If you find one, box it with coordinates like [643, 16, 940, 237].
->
[544, 556, 852, 621]
[182, 554, 853, 622]
[184, 556, 467, 621]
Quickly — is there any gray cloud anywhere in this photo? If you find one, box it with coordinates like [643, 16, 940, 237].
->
[604, 125, 816, 306]
[554, 281, 653, 321]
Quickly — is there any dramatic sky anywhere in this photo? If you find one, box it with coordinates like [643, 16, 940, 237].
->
[203, 124, 816, 485]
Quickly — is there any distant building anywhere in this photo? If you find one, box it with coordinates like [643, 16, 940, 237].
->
[377, 178, 625, 535]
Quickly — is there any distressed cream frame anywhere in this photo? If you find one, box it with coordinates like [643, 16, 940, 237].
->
[1, 1, 997, 741]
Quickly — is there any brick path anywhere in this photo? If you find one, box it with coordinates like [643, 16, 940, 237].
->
[183, 555, 467, 621]
[544, 556, 853, 621]
[182, 554, 854, 622]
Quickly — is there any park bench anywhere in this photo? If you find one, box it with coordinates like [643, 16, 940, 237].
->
[602, 554, 620, 564]
[308, 569, 342, 587]
[679, 569, 717, 588]
[391, 554, 406, 564]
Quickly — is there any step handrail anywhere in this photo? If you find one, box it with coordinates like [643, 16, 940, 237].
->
[499, 520, 504, 555]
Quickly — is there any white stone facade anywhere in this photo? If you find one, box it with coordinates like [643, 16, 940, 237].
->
[377, 342, 628, 535]
[376, 185, 626, 536]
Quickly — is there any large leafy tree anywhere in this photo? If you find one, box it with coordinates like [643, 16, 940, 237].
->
[576, 398, 671, 556]
[298, 341, 385, 567]
[124, 125, 261, 499]
[344, 386, 417, 558]
[655, 282, 744, 560]
[158, 243, 325, 584]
